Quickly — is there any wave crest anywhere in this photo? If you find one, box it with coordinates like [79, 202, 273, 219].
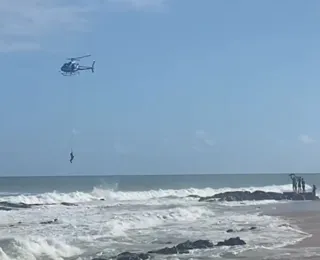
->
[0, 183, 312, 205]
[0, 236, 83, 260]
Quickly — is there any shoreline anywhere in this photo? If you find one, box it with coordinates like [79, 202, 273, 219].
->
[242, 201, 320, 259]
[262, 201, 320, 255]
[272, 210, 319, 248]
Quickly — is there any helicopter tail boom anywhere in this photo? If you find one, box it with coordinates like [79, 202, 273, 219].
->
[77, 60, 95, 73]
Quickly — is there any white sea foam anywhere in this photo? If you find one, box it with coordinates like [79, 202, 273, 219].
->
[0, 183, 312, 206]
[0, 236, 83, 260]
[0, 183, 314, 259]
[0, 191, 97, 205]
[218, 199, 289, 207]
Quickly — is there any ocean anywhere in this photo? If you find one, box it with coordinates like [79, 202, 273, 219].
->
[0, 173, 318, 260]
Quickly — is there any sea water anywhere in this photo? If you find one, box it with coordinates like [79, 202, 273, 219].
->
[0, 173, 318, 260]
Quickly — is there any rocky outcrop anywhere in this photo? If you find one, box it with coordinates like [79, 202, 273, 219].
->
[0, 201, 79, 210]
[0, 206, 12, 211]
[94, 237, 246, 259]
[148, 238, 245, 255]
[216, 237, 246, 246]
[148, 239, 214, 255]
[198, 190, 319, 202]
[93, 252, 149, 260]
[116, 252, 149, 260]
[150, 240, 172, 244]
[226, 226, 257, 233]
[60, 202, 78, 206]
[0, 201, 31, 209]
[40, 218, 58, 225]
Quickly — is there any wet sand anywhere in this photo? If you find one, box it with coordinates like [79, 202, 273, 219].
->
[283, 211, 320, 248]
[262, 201, 320, 259]
[264, 202, 320, 247]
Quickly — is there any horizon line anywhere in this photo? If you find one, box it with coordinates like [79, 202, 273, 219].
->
[0, 172, 319, 178]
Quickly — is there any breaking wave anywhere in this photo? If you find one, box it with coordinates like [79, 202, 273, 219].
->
[0, 236, 83, 260]
[0, 181, 314, 260]
[0, 183, 312, 206]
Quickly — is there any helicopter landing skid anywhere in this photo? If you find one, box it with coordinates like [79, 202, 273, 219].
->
[60, 71, 80, 76]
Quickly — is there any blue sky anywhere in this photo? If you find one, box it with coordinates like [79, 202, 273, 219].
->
[1, 0, 320, 176]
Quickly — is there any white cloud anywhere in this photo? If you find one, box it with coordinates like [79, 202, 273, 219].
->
[192, 130, 215, 152]
[0, 0, 95, 52]
[299, 134, 315, 144]
[195, 130, 215, 146]
[0, 0, 167, 52]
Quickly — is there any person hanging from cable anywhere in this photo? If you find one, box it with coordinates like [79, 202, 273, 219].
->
[70, 149, 75, 163]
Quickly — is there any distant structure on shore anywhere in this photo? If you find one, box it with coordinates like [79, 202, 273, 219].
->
[289, 173, 316, 196]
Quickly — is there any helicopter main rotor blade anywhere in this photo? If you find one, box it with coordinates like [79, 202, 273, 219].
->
[66, 54, 91, 61]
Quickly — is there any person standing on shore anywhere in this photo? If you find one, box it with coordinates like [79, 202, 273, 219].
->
[289, 174, 297, 192]
[297, 177, 302, 193]
[312, 184, 317, 196]
[301, 178, 305, 193]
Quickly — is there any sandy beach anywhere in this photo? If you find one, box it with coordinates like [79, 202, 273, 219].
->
[264, 202, 320, 259]
[284, 211, 320, 248]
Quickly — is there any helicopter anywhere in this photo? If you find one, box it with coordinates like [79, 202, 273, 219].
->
[60, 54, 95, 76]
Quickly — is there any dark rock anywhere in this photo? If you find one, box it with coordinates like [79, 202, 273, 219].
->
[96, 238, 246, 259]
[215, 237, 246, 246]
[116, 252, 149, 260]
[0, 201, 31, 209]
[0, 207, 12, 211]
[188, 239, 213, 249]
[40, 218, 58, 225]
[61, 202, 78, 206]
[148, 247, 182, 255]
[291, 193, 305, 200]
[151, 240, 172, 244]
[227, 226, 257, 233]
[148, 239, 213, 255]
[302, 192, 319, 200]
[93, 252, 149, 260]
[199, 190, 319, 202]
[9, 221, 22, 227]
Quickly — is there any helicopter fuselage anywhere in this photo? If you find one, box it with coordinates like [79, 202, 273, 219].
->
[60, 61, 79, 73]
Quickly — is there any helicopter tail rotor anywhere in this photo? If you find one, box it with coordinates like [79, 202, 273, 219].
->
[91, 61, 95, 73]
